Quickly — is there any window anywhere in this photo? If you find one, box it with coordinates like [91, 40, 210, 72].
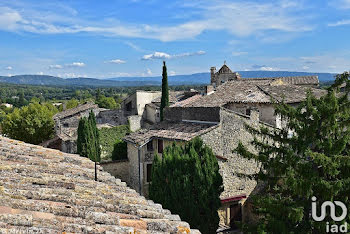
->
[147, 141, 153, 151]
[158, 139, 163, 153]
[146, 164, 152, 182]
[156, 112, 160, 118]
[245, 109, 251, 116]
[63, 123, 69, 127]
[125, 101, 132, 111]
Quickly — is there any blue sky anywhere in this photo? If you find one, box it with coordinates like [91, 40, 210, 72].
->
[0, 0, 350, 78]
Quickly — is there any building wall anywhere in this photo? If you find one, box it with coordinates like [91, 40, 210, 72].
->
[224, 102, 277, 126]
[127, 143, 141, 193]
[100, 160, 129, 184]
[136, 91, 161, 117]
[96, 109, 128, 126]
[128, 115, 142, 132]
[165, 107, 221, 122]
[145, 105, 159, 124]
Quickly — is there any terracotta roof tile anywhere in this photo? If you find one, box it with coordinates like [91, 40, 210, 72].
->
[124, 121, 218, 146]
[54, 102, 98, 119]
[0, 136, 199, 233]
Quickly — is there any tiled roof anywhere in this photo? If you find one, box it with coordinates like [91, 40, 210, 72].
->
[0, 136, 198, 233]
[54, 102, 98, 119]
[245, 75, 319, 86]
[187, 80, 272, 107]
[151, 91, 186, 104]
[186, 78, 325, 107]
[217, 64, 233, 74]
[170, 95, 202, 107]
[258, 84, 327, 103]
[124, 121, 218, 146]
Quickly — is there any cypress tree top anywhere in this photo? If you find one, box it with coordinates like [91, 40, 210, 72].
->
[160, 61, 169, 121]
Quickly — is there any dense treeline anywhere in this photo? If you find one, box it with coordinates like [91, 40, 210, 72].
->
[0, 82, 204, 109]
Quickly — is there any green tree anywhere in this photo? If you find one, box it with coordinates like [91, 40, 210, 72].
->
[235, 72, 350, 233]
[96, 95, 118, 109]
[149, 137, 223, 234]
[66, 98, 79, 110]
[112, 140, 127, 161]
[160, 61, 169, 121]
[77, 111, 101, 181]
[1, 102, 56, 144]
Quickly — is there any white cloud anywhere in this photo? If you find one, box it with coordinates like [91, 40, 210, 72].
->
[106, 59, 126, 64]
[57, 73, 87, 78]
[142, 50, 205, 60]
[328, 19, 350, 27]
[49, 64, 63, 69]
[169, 71, 176, 76]
[329, 0, 350, 9]
[232, 51, 248, 56]
[37, 71, 44, 75]
[5, 66, 12, 70]
[66, 62, 85, 67]
[302, 65, 310, 70]
[0, 1, 313, 42]
[146, 68, 152, 75]
[251, 64, 279, 71]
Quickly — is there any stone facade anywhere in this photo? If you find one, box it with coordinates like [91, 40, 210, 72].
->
[100, 159, 130, 184]
[211, 64, 241, 87]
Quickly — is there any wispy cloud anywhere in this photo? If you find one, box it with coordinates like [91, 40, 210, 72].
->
[251, 64, 279, 71]
[49, 62, 85, 69]
[49, 64, 63, 69]
[329, 0, 350, 9]
[328, 19, 350, 27]
[5, 66, 12, 70]
[66, 62, 85, 67]
[0, 1, 314, 42]
[142, 50, 205, 60]
[106, 59, 126, 64]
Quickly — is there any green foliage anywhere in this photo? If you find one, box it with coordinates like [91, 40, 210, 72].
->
[149, 137, 223, 234]
[235, 72, 350, 233]
[1, 102, 57, 144]
[96, 95, 119, 109]
[160, 61, 169, 121]
[66, 98, 79, 109]
[77, 111, 101, 180]
[99, 125, 130, 160]
[112, 140, 127, 161]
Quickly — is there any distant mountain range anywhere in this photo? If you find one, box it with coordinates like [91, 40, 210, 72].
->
[0, 71, 337, 87]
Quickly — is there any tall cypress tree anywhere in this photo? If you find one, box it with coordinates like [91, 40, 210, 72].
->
[160, 61, 169, 121]
[235, 72, 350, 233]
[77, 111, 101, 181]
[149, 137, 223, 234]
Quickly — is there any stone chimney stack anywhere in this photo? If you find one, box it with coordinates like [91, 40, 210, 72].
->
[205, 85, 214, 95]
[210, 67, 216, 85]
[250, 108, 260, 122]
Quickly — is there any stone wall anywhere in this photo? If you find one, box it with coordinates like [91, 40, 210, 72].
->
[97, 109, 128, 126]
[100, 160, 129, 184]
[165, 107, 221, 122]
[128, 115, 142, 132]
[224, 102, 277, 126]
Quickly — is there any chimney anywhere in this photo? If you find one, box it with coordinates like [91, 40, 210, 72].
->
[250, 108, 260, 122]
[210, 67, 216, 85]
[205, 85, 214, 95]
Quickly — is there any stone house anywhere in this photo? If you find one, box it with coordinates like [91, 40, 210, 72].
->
[121, 90, 199, 131]
[115, 68, 327, 230]
[0, 136, 199, 233]
[42, 102, 127, 153]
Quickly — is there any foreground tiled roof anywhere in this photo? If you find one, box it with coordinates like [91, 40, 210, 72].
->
[124, 121, 218, 146]
[0, 137, 199, 233]
[54, 102, 98, 120]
